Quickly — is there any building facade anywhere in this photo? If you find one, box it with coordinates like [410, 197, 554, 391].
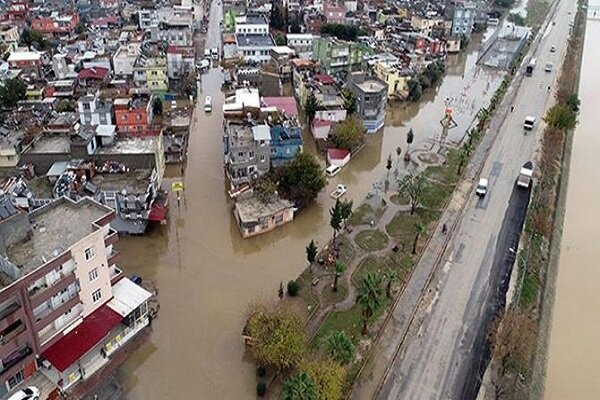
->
[452, 6, 475, 38]
[312, 37, 364, 74]
[78, 94, 114, 126]
[113, 94, 153, 135]
[223, 122, 271, 189]
[346, 72, 388, 133]
[269, 126, 303, 168]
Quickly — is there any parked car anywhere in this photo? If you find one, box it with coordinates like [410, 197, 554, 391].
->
[129, 275, 143, 285]
[8, 386, 39, 400]
[476, 178, 488, 197]
[325, 164, 341, 177]
[204, 96, 212, 112]
[330, 184, 347, 199]
[524, 116, 536, 131]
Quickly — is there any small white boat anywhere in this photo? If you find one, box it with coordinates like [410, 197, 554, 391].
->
[330, 184, 347, 199]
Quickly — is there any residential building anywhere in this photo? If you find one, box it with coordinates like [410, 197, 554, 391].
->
[138, 6, 193, 30]
[7, 51, 41, 75]
[345, 72, 387, 133]
[133, 56, 168, 95]
[312, 37, 365, 74]
[0, 25, 19, 52]
[236, 34, 275, 63]
[233, 193, 294, 238]
[323, 2, 346, 24]
[373, 61, 413, 99]
[223, 122, 271, 189]
[4, 1, 29, 22]
[78, 93, 114, 126]
[0, 195, 152, 396]
[410, 15, 445, 37]
[113, 94, 153, 135]
[0, 138, 19, 168]
[234, 14, 269, 35]
[31, 13, 80, 36]
[166, 46, 195, 80]
[269, 126, 303, 167]
[150, 27, 193, 47]
[222, 88, 261, 116]
[112, 43, 141, 77]
[452, 5, 476, 38]
[286, 33, 316, 58]
[77, 67, 110, 88]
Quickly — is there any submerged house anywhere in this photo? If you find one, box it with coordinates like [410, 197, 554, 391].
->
[233, 193, 294, 238]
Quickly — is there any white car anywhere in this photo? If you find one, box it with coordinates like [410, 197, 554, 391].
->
[550, 45, 556, 53]
[325, 164, 341, 177]
[330, 184, 347, 199]
[476, 178, 488, 197]
[8, 386, 39, 400]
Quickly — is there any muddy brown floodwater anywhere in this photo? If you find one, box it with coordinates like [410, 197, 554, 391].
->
[115, 38, 501, 399]
[544, 9, 600, 400]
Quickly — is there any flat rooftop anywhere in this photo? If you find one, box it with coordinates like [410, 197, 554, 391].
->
[236, 33, 275, 48]
[96, 137, 157, 155]
[6, 198, 111, 274]
[235, 195, 293, 223]
[27, 135, 70, 154]
[355, 79, 387, 93]
[92, 169, 152, 193]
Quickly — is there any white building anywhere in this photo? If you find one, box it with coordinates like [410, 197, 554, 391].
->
[112, 43, 141, 77]
[286, 33, 316, 57]
[235, 14, 269, 35]
[236, 34, 275, 63]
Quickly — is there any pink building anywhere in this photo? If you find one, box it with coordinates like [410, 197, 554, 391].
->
[324, 2, 346, 24]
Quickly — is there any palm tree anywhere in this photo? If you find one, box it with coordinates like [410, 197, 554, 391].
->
[457, 141, 474, 175]
[282, 372, 318, 400]
[412, 222, 426, 254]
[332, 261, 346, 292]
[395, 146, 402, 168]
[329, 200, 343, 242]
[384, 270, 400, 299]
[397, 172, 428, 215]
[306, 239, 318, 273]
[404, 128, 414, 162]
[356, 272, 384, 335]
[324, 331, 355, 365]
[304, 92, 320, 125]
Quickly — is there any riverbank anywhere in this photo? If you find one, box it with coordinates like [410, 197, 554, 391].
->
[504, 0, 586, 398]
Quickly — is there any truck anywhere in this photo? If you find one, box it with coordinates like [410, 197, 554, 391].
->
[526, 58, 536, 76]
[517, 161, 534, 188]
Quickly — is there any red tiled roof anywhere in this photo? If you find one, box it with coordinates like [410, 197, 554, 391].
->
[77, 67, 109, 80]
[42, 305, 122, 372]
[262, 97, 298, 116]
[327, 148, 350, 160]
[314, 74, 334, 85]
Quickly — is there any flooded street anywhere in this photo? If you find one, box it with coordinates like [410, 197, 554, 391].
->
[114, 20, 502, 400]
[544, 8, 600, 399]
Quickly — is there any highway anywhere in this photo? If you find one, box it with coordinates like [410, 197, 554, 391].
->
[373, 0, 579, 398]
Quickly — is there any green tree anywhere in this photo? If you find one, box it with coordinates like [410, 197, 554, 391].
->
[339, 199, 353, 228]
[324, 331, 355, 365]
[507, 12, 526, 26]
[152, 97, 163, 116]
[20, 28, 47, 50]
[332, 261, 346, 292]
[282, 372, 318, 400]
[329, 200, 343, 242]
[332, 115, 364, 151]
[270, 4, 285, 30]
[412, 222, 426, 254]
[356, 272, 384, 335]
[341, 88, 357, 114]
[566, 93, 580, 113]
[384, 270, 399, 299]
[275, 33, 287, 45]
[255, 176, 278, 203]
[457, 141, 474, 175]
[279, 153, 326, 207]
[304, 92, 320, 124]
[397, 172, 428, 215]
[246, 305, 307, 371]
[544, 104, 578, 131]
[0, 78, 26, 108]
[407, 79, 423, 101]
[55, 100, 75, 112]
[300, 359, 346, 400]
[306, 239, 318, 272]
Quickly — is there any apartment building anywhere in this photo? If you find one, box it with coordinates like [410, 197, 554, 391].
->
[312, 37, 365, 74]
[166, 46, 195, 80]
[345, 72, 388, 133]
[31, 13, 80, 37]
[234, 14, 269, 35]
[223, 122, 271, 189]
[133, 56, 168, 95]
[78, 93, 114, 126]
[113, 93, 154, 135]
[0, 195, 152, 396]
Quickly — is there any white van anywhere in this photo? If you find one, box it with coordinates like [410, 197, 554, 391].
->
[523, 116, 536, 130]
[326, 164, 341, 177]
[204, 96, 212, 112]
[476, 178, 488, 197]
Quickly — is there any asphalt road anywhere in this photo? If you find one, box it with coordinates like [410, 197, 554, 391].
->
[375, 0, 579, 399]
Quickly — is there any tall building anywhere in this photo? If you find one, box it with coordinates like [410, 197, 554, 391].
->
[312, 37, 365, 74]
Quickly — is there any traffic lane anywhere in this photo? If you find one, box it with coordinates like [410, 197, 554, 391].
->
[454, 185, 532, 400]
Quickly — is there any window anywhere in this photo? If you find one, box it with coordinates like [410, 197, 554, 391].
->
[260, 155, 265, 162]
[238, 151, 244, 158]
[89, 268, 99, 282]
[85, 246, 95, 261]
[248, 151, 254, 159]
[92, 289, 102, 303]
[121, 114, 127, 121]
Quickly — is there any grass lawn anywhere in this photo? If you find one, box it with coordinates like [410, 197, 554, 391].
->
[296, 271, 320, 319]
[337, 234, 356, 265]
[426, 149, 461, 185]
[355, 230, 389, 251]
[349, 204, 374, 226]
[353, 255, 390, 283]
[386, 211, 420, 238]
[526, 0, 549, 29]
[390, 193, 409, 206]
[321, 279, 349, 306]
[422, 181, 455, 210]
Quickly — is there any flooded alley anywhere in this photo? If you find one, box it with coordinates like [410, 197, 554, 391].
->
[114, 11, 502, 399]
[544, 6, 600, 399]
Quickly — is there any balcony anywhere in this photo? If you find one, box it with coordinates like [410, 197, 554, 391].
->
[0, 301, 20, 321]
[34, 290, 80, 328]
[110, 265, 123, 284]
[39, 304, 84, 347]
[0, 345, 32, 376]
[29, 272, 78, 309]
[107, 251, 120, 267]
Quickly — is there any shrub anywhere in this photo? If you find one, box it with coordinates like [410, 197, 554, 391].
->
[257, 365, 266, 377]
[287, 280, 300, 297]
[257, 382, 266, 397]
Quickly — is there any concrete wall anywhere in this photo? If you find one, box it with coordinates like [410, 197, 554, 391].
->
[71, 224, 112, 318]
[20, 152, 156, 175]
[0, 212, 31, 255]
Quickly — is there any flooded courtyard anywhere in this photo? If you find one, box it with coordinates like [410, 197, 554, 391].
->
[115, 34, 502, 399]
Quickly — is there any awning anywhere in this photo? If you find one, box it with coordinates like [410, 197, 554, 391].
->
[42, 305, 122, 372]
[108, 278, 153, 317]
